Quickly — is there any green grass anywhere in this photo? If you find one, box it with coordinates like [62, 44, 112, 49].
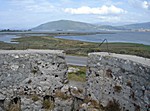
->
[0, 35, 150, 58]
[68, 66, 86, 82]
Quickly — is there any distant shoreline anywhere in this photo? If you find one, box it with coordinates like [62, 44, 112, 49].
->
[0, 31, 116, 36]
[0, 34, 150, 58]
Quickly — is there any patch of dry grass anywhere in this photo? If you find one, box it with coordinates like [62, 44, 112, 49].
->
[68, 65, 86, 82]
[42, 99, 54, 110]
[31, 94, 40, 102]
[55, 90, 71, 100]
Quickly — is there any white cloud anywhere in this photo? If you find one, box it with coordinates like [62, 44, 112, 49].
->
[10, 0, 55, 13]
[128, 0, 150, 10]
[25, 3, 54, 13]
[64, 5, 127, 15]
[98, 16, 121, 22]
[97, 15, 140, 24]
[142, 1, 150, 9]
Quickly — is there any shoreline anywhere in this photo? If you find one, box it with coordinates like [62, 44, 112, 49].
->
[0, 34, 150, 58]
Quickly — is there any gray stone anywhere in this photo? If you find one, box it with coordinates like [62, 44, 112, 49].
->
[0, 93, 5, 100]
[3, 98, 11, 111]
[0, 50, 68, 111]
[86, 52, 150, 111]
[1, 50, 149, 111]
[0, 107, 4, 111]
[54, 98, 73, 111]
[61, 85, 69, 93]
[21, 97, 43, 111]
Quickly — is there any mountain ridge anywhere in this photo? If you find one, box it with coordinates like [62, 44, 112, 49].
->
[117, 22, 150, 30]
[32, 20, 100, 31]
[31, 20, 150, 31]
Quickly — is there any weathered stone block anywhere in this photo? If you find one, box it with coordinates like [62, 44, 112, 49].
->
[86, 52, 150, 111]
[0, 50, 68, 110]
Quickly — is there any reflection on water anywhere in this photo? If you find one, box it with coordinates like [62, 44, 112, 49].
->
[55, 32, 150, 45]
[0, 32, 150, 45]
[0, 35, 20, 43]
[0, 33, 49, 44]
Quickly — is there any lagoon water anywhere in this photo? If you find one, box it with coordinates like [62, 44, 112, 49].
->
[0, 33, 49, 43]
[0, 34, 20, 43]
[56, 32, 150, 45]
[0, 32, 150, 45]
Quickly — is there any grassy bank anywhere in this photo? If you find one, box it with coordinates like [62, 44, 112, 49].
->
[68, 65, 86, 82]
[0, 36, 150, 58]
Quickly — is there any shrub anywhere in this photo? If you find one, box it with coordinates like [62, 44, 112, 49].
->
[55, 90, 70, 100]
[113, 85, 122, 93]
[105, 99, 121, 111]
[90, 100, 100, 109]
[106, 69, 113, 78]
[42, 99, 54, 110]
[31, 94, 39, 102]
[8, 105, 20, 111]
[126, 80, 132, 88]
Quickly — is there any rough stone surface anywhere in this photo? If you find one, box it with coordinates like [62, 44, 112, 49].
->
[21, 97, 43, 111]
[0, 50, 67, 110]
[86, 52, 150, 111]
[0, 50, 67, 89]
[0, 50, 86, 111]
[1, 50, 149, 111]
[54, 98, 74, 111]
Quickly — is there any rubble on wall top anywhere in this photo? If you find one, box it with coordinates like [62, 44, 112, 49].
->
[89, 52, 150, 67]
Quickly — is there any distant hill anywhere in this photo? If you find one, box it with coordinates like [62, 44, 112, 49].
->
[117, 22, 150, 30]
[31, 20, 101, 31]
[97, 25, 126, 30]
[31, 20, 150, 31]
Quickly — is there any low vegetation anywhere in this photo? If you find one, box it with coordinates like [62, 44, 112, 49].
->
[55, 90, 71, 100]
[8, 104, 20, 111]
[104, 99, 121, 111]
[126, 80, 132, 88]
[113, 85, 122, 93]
[0, 35, 150, 58]
[31, 94, 40, 102]
[42, 99, 54, 110]
[68, 65, 86, 82]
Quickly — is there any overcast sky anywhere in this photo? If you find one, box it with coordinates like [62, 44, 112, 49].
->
[0, 0, 150, 29]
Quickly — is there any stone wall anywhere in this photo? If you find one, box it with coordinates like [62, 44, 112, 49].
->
[86, 52, 150, 111]
[0, 50, 94, 111]
[0, 50, 68, 110]
[0, 50, 150, 111]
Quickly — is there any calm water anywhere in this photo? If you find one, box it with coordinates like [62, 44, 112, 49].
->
[0, 32, 150, 45]
[0, 34, 20, 43]
[0, 33, 49, 43]
[56, 32, 150, 45]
